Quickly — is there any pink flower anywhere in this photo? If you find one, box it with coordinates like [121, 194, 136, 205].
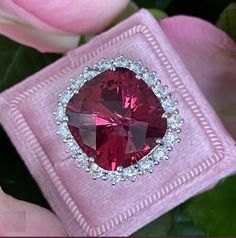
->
[0, 0, 129, 53]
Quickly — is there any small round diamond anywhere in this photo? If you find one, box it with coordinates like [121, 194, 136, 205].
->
[55, 105, 65, 121]
[123, 166, 137, 181]
[113, 56, 129, 68]
[152, 147, 167, 161]
[60, 90, 73, 104]
[76, 155, 89, 168]
[83, 69, 97, 80]
[90, 163, 104, 178]
[130, 61, 144, 74]
[66, 139, 79, 155]
[143, 72, 156, 85]
[70, 77, 83, 90]
[138, 159, 154, 172]
[108, 171, 122, 184]
[163, 132, 179, 146]
[99, 59, 112, 71]
[57, 123, 69, 138]
[162, 98, 176, 112]
[168, 115, 183, 129]
[153, 84, 167, 98]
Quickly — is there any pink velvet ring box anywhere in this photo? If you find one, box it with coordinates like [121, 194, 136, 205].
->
[1, 10, 236, 236]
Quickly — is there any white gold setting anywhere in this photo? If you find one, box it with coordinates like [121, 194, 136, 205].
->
[54, 56, 183, 184]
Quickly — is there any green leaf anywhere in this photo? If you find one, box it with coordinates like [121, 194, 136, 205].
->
[183, 175, 236, 236]
[133, 207, 205, 236]
[217, 3, 236, 41]
[133, 212, 172, 236]
[0, 35, 60, 92]
[0, 178, 16, 184]
[168, 207, 206, 236]
[0, 126, 50, 208]
[149, 8, 168, 20]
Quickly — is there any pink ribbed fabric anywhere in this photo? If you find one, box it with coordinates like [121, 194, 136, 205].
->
[0, 10, 236, 236]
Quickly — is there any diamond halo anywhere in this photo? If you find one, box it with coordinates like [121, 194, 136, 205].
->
[54, 56, 183, 184]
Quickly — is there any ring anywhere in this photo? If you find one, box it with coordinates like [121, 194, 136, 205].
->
[54, 56, 183, 184]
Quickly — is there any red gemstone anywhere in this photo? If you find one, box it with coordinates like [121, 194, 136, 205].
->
[66, 68, 167, 171]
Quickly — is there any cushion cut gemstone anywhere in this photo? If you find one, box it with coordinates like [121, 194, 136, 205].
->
[66, 68, 167, 171]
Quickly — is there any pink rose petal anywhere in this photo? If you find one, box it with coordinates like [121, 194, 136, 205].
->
[0, 187, 66, 236]
[160, 16, 236, 139]
[0, 0, 129, 52]
[0, 18, 80, 52]
[13, 0, 129, 34]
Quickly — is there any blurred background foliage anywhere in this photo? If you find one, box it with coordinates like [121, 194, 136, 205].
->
[0, 0, 236, 236]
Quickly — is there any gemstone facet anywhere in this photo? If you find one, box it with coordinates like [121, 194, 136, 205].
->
[66, 68, 167, 171]
[55, 57, 183, 184]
